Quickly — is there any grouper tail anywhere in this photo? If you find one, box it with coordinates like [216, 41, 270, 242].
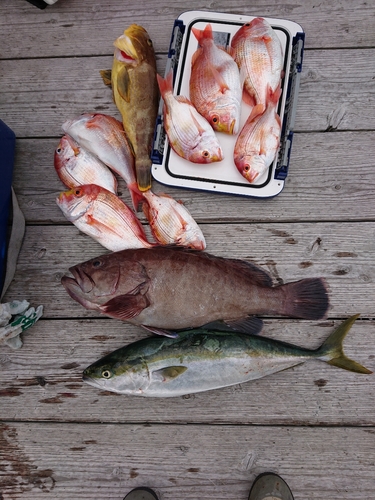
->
[317, 314, 372, 374]
[282, 277, 330, 320]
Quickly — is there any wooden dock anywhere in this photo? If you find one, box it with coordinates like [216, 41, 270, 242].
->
[1, 0, 374, 498]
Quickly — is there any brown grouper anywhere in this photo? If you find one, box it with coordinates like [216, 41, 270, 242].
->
[61, 247, 329, 333]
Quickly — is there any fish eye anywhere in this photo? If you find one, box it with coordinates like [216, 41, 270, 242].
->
[202, 150, 210, 158]
[147, 38, 153, 46]
[56, 147, 62, 154]
[102, 369, 112, 379]
[212, 116, 219, 124]
[92, 259, 102, 268]
[74, 188, 82, 196]
[244, 164, 250, 172]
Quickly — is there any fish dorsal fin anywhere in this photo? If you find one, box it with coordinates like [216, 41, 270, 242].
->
[117, 65, 131, 103]
[100, 69, 112, 88]
[100, 292, 149, 320]
[223, 257, 273, 287]
[152, 366, 188, 382]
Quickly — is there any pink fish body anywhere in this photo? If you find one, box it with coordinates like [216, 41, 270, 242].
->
[54, 135, 118, 194]
[61, 113, 142, 210]
[234, 87, 282, 183]
[157, 72, 223, 164]
[231, 17, 283, 108]
[142, 190, 206, 250]
[56, 184, 154, 251]
[190, 24, 242, 135]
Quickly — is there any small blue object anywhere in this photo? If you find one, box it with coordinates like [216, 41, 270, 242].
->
[0, 120, 16, 294]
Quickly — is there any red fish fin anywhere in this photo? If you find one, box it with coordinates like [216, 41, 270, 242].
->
[100, 293, 149, 320]
[280, 278, 330, 320]
[157, 71, 174, 97]
[208, 63, 229, 93]
[192, 24, 213, 44]
[128, 182, 145, 212]
[242, 88, 257, 107]
[189, 108, 207, 136]
[248, 103, 265, 122]
[266, 84, 282, 106]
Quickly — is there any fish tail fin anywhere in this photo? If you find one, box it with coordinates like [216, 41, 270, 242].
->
[136, 159, 152, 193]
[157, 71, 173, 97]
[128, 182, 145, 212]
[266, 84, 282, 107]
[281, 277, 330, 320]
[317, 315, 372, 374]
[192, 23, 213, 44]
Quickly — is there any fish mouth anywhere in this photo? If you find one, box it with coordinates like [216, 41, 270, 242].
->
[114, 35, 138, 63]
[82, 374, 102, 389]
[246, 170, 260, 183]
[61, 269, 99, 311]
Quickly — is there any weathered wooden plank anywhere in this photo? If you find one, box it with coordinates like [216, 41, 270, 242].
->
[3, 223, 375, 319]
[10, 131, 375, 224]
[1, 422, 374, 499]
[1, 49, 375, 137]
[0, 318, 373, 425]
[1, 0, 374, 58]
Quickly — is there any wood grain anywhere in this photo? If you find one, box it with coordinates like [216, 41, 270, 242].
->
[1, 0, 375, 498]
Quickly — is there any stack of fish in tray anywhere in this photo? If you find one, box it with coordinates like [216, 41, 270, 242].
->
[56, 22, 372, 398]
[158, 17, 283, 184]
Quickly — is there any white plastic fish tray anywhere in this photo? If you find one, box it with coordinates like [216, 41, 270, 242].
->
[151, 10, 304, 198]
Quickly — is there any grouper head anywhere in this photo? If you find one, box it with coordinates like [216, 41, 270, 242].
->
[114, 24, 156, 68]
[61, 251, 150, 315]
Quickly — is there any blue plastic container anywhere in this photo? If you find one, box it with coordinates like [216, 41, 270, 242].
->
[0, 120, 16, 294]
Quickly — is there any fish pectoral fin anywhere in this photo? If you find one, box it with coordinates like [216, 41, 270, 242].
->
[189, 109, 206, 136]
[117, 65, 131, 103]
[141, 325, 179, 339]
[100, 69, 112, 87]
[208, 63, 229, 93]
[152, 366, 188, 382]
[100, 293, 149, 320]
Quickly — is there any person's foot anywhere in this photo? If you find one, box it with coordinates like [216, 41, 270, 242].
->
[123, 487, 159, 500]
[248, 473, 294, 500]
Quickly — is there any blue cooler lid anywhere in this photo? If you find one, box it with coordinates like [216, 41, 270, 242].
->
[0, 120, 16, 294]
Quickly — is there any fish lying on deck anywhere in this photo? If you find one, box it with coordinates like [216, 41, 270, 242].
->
[61, 247, 329, 332]
[54, 135, 118, 194]
[100, 24, 159, 192]
[56, 184, 155, 251]
[82, 315, 372, 397]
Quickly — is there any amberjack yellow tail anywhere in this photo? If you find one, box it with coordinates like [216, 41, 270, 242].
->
[318, 314, 372, 374]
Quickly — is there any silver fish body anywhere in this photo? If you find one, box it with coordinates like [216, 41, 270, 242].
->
[82, 315, 371, 397]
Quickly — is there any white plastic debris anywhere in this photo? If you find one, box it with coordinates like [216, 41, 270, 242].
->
[0, 300, 43, 349]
